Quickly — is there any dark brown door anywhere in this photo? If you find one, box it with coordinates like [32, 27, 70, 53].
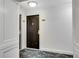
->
[27, 15, 39, 49]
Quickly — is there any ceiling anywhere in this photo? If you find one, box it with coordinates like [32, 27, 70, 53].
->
[13, 0, 28, 2]
[19, 0, 72, 9]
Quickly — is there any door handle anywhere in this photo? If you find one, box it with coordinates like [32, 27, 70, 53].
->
[38, 30, 39, 34]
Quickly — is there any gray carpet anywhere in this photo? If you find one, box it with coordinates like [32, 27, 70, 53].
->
[20, 48, 73, 58]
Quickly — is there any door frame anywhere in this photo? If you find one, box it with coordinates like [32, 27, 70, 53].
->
[19, 14, 22, 50]
[26, 14, 40, 49]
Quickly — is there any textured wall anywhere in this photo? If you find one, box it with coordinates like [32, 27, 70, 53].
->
[0, 0, 19, 58]
[73, 0, 79, 58]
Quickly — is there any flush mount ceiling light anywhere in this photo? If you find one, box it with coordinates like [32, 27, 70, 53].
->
[28, 1, 37, 7]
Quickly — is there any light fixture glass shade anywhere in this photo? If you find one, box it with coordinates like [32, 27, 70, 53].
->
[28, 1, 37, 7]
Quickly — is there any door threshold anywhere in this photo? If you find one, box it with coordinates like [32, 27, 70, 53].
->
[21, 48, 40, 51]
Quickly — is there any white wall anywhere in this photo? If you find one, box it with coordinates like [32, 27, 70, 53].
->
[0, 0, 4, 43]
[0, 0, 4, 57]
[20, 2, 72, 54]
[73, 0, 79, 58]
[0, 0, 19, 58]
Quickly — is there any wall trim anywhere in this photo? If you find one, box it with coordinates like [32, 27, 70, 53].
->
[73, 41, 79, 58]
[0, 37, 18, 50]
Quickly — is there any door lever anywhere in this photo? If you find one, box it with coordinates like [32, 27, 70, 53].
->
[38, 30, 39, 34]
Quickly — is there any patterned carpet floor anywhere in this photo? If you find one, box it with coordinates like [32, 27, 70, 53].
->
[20, 48, 73, 58]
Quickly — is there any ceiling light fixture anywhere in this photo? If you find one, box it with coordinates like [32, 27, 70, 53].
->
[28, 1, 37, 7]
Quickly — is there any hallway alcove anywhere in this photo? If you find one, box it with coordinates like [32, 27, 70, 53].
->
[1, 0, 79, 58]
